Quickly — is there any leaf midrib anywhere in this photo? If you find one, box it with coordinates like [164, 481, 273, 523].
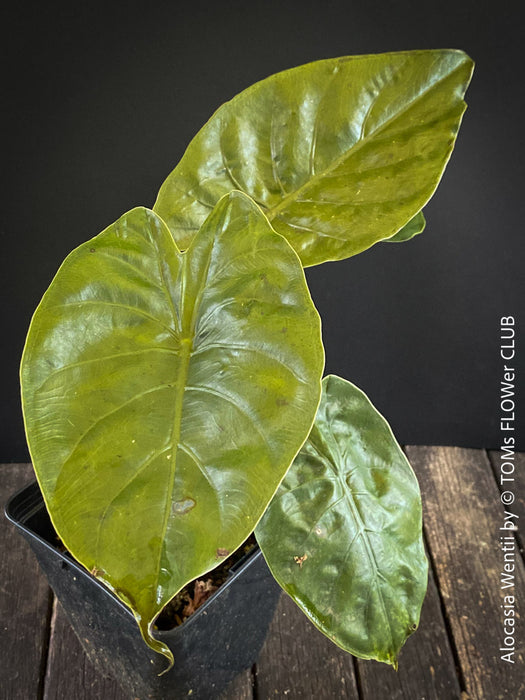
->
[265, 59, 467, 222]
[153, 231, 216, 606]
[312, 427, 396, 653]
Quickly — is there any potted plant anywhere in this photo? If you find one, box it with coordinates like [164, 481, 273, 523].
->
[8, 49, 473, 698]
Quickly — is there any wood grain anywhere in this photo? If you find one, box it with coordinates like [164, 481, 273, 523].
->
[255, 592, 360, 698]
[489, 451, 525, 555]
[220, 669, 254, 700]
[1, 463, 52, 700]
[43, 599, 131, 700]
[406, 446, 525, 700]
[3, 450, 525, 699]
[356, 566, 462, 699]
[43, 594, 255, 700]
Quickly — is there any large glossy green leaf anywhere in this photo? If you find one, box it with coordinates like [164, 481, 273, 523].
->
[256, 375, 428, 666]
[21, 192, 324, 666]
[154, 50, 473, 266]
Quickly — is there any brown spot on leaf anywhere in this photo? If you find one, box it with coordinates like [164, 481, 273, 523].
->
[216, 548, 230, 558]
[172, 498, 196, 515]
[294, 554, 308, 568]
[276, 398, 289, 407]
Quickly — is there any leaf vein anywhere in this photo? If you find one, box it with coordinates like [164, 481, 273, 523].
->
[61, 383, 174, 466]
[177, 442, 221, 510]
[185, 383, 273, 453]
[267, 59, 468, 221]
[95, 446, 171, 559]
[53, 300, 177, 338]
[191, 342, 307, 383]
[36, 348, 179, 392]
[270, 108, 288, 197]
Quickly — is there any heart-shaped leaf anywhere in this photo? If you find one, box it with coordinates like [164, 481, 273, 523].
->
[21, 192, 324, 665]
[154, 50, 473, 266]
[256, 375, 428, 666]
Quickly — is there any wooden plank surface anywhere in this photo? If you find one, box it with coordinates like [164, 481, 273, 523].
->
[2, 451, 524, 699]
[220, 669, 254, 700]
[255, 592, 360, 698]
[489, 451, 525, 554]
[356, 566, 462, 699]
[43, 599, 130, 700]
[406, 446, 525, 700]
[1, 463, 52, 700]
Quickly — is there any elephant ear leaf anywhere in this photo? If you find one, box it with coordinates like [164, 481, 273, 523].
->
[154, 50, 473, 266]
[256, 375, 428, 666]
[20, 192, 324, 667]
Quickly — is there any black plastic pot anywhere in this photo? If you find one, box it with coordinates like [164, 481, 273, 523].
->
[5, 481, 281, 699]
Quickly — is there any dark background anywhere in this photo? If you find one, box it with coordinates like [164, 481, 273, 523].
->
[2, 1, 523, 461]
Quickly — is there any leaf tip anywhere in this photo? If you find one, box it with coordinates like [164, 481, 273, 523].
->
[157, 651, 175, 677]
[136, 615, 174, 676]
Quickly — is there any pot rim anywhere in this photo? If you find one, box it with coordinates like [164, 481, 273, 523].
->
[5, 479, 263, 636]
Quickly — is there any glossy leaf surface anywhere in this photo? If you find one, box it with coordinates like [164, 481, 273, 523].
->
[256, 375, 428, 666]
[21, 192, 324, 665]
[154, 50, 473, 266]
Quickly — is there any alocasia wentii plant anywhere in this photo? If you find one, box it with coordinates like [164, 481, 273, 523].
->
[20, 49, 473, 670]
